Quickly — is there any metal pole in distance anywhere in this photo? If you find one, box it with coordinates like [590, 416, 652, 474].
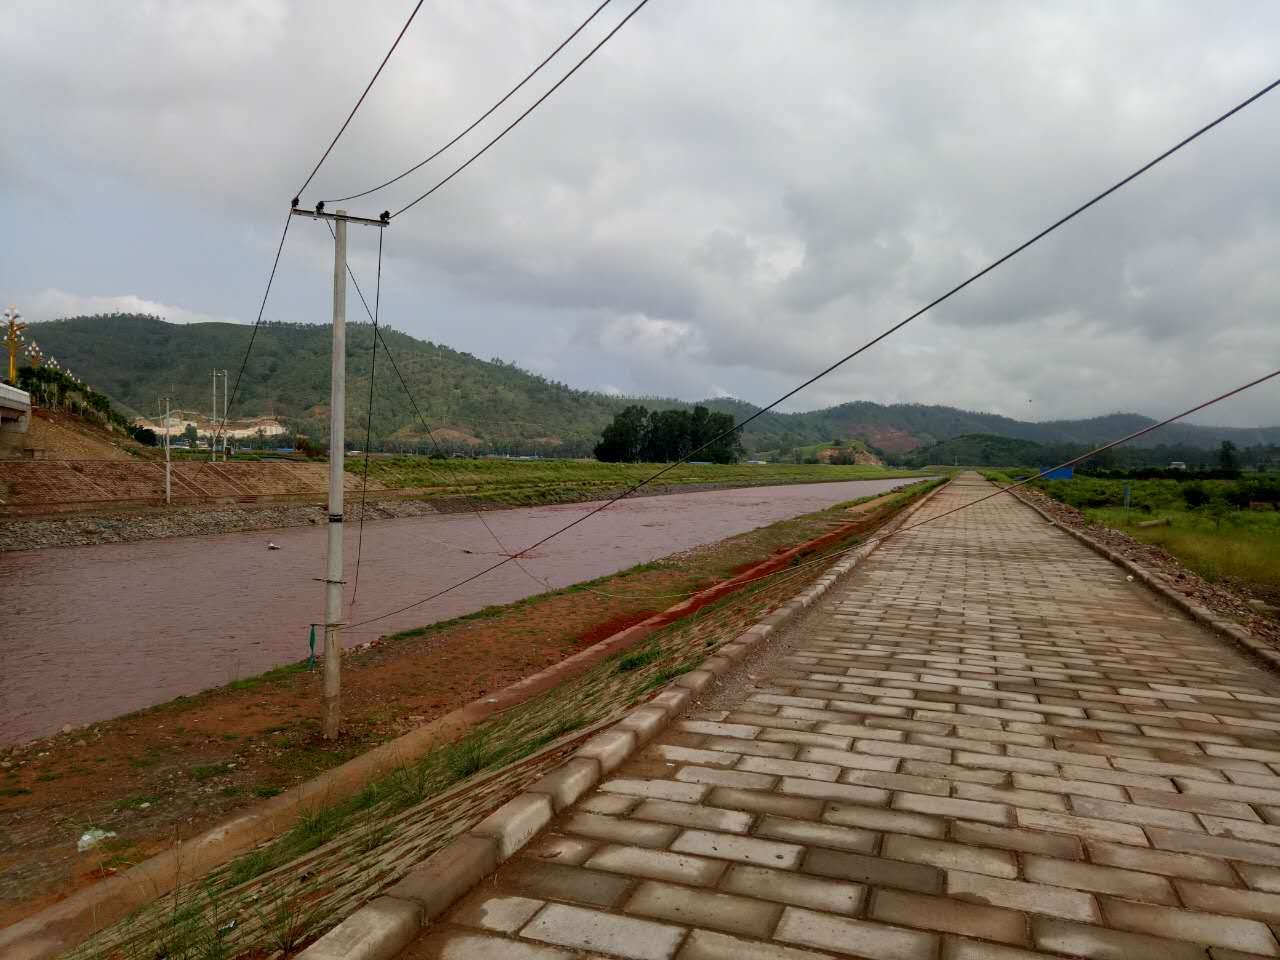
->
[322, 210, 348, 740]
[221, 369, 229, 458]
[211, 370, 217, 462]
[164, 397, 171, 505]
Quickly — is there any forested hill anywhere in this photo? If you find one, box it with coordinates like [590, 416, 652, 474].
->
[26, 314, 1280, 456]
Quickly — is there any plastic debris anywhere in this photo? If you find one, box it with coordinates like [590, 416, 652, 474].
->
[267, 541, 281, 551]
[77, 829, 117, 852]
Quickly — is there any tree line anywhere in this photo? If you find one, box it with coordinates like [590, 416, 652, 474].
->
[594, 405, 744, 463]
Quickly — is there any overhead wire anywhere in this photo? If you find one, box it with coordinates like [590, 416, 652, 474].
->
[328, 0, 614, 205]
[389, 0, 652, 218]
[879, 365, 1280, 543]
[328, 222, 552, 592]
[342, 75, 1280, 631]
[293, 0, 427, 203]
[349, 228, 385, 610]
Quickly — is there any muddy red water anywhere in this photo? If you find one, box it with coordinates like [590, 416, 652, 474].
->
[2, 479, 917, 744]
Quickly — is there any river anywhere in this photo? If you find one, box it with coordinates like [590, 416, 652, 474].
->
[1, 479, 919, 744]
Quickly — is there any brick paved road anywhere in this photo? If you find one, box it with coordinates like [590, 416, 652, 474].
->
[404, 475, 1280, 959]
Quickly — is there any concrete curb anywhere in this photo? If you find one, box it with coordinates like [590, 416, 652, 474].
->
[0, 483, 931, 960]
[296, 478, 951, 960]
[1006, 487, 1280, 674]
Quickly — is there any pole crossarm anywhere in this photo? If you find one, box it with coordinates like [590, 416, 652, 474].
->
[290, 206, 389, 228]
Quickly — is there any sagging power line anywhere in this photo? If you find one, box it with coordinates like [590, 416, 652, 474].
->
[327, 0, 615, 206]
[341, 74, 1280, 631]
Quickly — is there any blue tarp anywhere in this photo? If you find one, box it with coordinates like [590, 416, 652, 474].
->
[1040, 466, 1074, 480]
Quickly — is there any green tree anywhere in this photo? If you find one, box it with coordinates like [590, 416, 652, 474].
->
[1218, 441, 1240, 475]
[594, 405, 649, 462]
[183, 424, 198, 445]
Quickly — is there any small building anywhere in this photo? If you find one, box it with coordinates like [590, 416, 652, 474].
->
[1169, 461, 1188, 470]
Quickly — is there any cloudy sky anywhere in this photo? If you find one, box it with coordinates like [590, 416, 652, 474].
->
[2, 0, 1278, 426]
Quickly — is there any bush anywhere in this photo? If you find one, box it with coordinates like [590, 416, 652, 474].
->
[1182, 485, 1210, 509]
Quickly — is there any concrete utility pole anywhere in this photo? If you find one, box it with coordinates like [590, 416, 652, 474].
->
[221, 369, 229, 458]
[163, 397, 171, 505]
[212, 369, 218, 462]
[322, 210, 348, 740]
[290, 201, 388, 740]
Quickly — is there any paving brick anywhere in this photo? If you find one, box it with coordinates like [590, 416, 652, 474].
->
[1125, 786, 1261, 820]
[705, 786, 823, 820]
[720, 864, 865, 915]
[1175, 880, 1280, 923]
[625, 880, 780, 938]
[872, 889, 1028, 945]
[1099, 895, 1280, 955]
[1201, 816, 1280, 845]
[586, 844, 727, 886]
[525, 833, 597, 866]
[672, 828, 805, 868]
[953, 781, 1069, 812]
[675, 766, 778, 790]
[881, 834, 1017, 878]
[823, 801, 946, 838]
[679, 721, 761, 739]
[579, 792, 640, 816]
[893, 791, 1012, 825]
[947, 869, 1098, 921]
[841, 768, 949, 796]
[779, 776, 891, 806]
[602, 779, 709, 803]
[737, 755, 840, 781]
[755, 814, 878, 853]
[631, 798, 753, 834]
[951, 820, 1083, 859]
[1023, 854, 1178, 904]
[775, 906, 938, 960]
[578, 729, 639, 774]
[500, 860, 634, 909]
[1235, 862, 1280, 892]
[675, 929, 837, 960]
[727, 712, 814, 731]
[803, 848, 943, 893]
[703, 736, 796, 759]
[521, 903, 685, 960]
[408, 929, 577, 960]
[451, 894, 545, 933]
[942, 939, 1067, 960]
[1058, 763, 1177, 793]
[562, 812, 679, 849]
[1147, 826, 1280, 866]
[1016, 808, 1149, 845]
[1033, 917, 1211, 960]
[652, 745, 742, 769]
[901, 759, 1008, 785]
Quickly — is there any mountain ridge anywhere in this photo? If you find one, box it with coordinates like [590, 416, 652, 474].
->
[25, 314, 1280, 456]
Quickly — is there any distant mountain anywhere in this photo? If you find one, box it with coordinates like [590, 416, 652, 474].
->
[26, 315, 1280, 456]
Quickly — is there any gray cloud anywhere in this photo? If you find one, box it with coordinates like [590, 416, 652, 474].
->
[2, 0, 1278, 426]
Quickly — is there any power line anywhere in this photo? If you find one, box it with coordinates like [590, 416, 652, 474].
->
[328, 222, 547, 587]
[884, 365, 1280, 542]
[196, 212, 293, 484]
[349, 229, 385, 609]
[390, 0, 652, 219]
[343, 75, 1280, 630]
[293, 0, 426, 203]
[329, 0, 614, 205]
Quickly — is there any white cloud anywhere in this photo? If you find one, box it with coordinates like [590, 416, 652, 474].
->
[3, 1, 1280, 426]
[20, 289, 242, 326]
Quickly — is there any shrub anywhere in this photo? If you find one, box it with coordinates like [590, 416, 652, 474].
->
[1182, 485, 1210, 509]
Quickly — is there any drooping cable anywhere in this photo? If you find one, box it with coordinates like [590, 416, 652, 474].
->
[390, 0, 651, 218]
[293, 0, 426, 203]
[349, 229, 385, 610]
[328, 0, 614, 205]
[343, 76, 1280, 630]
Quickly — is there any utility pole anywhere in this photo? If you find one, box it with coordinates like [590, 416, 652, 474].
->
[290, 200, 388, 740]
[221, 369, 229, 459]
[211, 369, 219, 462]
[163, 397, 172, 505]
